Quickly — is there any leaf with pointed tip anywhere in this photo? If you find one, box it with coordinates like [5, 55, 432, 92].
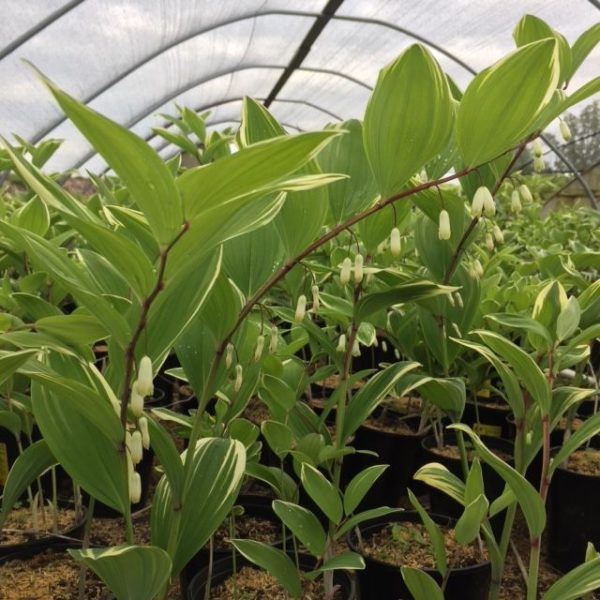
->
[33, 68, 184, 245]
[69, 545, 172, 600]
[401, 567, 444, 600]
[272, 500, 326, 557]
[0, 440, 56, 527]
[230, 540, 302, 598]
[456, 39, 559, 166]
[364, 44, 454, 197]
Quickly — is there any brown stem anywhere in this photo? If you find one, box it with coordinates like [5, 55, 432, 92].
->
[119, 222, 190, 431]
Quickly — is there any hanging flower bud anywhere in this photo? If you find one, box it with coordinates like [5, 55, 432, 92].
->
[438, 210, 451, 240]
[130, 430, 143, 465]
[483, 192, 496, 216]
[352, 338, 361, 357]
[390, 227, 401, 257]
[373, 337, 379, 348]
[381, 340, 388, 353]
[486, 233, 494, 252]
[130, 382, 144, 417]
[394, 348, 401, 360]
[447, 292, 456, 307]
[138, 416, 150, 450]
[454, 292, 464, 308]
[559, 120, 572, 142]
[225, 343, 234, 368]
[340, 257, 352, 285]
[129, 471, 142, 504]
[354, 254, 364, 283]
[533, 155, 545, 173]
[470, 187, 484, 217]
[336, 334, 347, 353]
[518, 184, 533, 203]
[532, 139, 543, 157]
[234, 364, 243, 392]
[269, 325, 278, 354]
[294, 294, 307, 322]
[253, 335, 265, 362]
[474, 259, 484, 278]
[311, 285, 320, 314]
[493, 225, 504, 244]
[136, 356, 154, 397]
[511, 190, 522, 213]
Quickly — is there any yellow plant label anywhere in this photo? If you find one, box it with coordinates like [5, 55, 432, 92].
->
[0, 443, 8, 485]
[473, 423, 502, 438]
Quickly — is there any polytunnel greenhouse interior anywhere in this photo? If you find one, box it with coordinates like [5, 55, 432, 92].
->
[0, 1, 600, 599]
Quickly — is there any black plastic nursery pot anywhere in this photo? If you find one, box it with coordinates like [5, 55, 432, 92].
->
[462, 397, 512, 440]
[179, 494, 292, 597]
[0, 502, 86, 559]
[421, 434, 512, 529]
[186, 552, 360, 600]
[547, 457, 600, 572]
[351, 414, 428, 509]
[347, 511, 490, 600]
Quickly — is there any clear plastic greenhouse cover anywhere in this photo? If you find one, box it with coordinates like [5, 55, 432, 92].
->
[1, 0, 599, 174]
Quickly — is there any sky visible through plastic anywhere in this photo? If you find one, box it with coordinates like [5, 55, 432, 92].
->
[1, 0, 598, 174]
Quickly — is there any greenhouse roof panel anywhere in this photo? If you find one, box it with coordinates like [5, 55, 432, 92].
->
[1, 0, 598, 173]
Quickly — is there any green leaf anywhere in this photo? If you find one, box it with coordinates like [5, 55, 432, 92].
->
[355, 280, 455, 323]
[344, 465, 388, 515]
[317, 119, 377, 223]
[486, 313, 553, 347]
[364, 44, 454, 197]
[408, 489, 447, 576]
[146, 417, 184, 504]
[69, 545, 172, 600]
[12, 293, 61, 320]
[451, 424, 545, 537]
[230, 540, 302, 598]
[0, 440, 56, 528]
[0, 349, 38, 387]
[570, 22, 600, 80]
[414, 462, 466, 506]
[452, 336, 525, 419]
[0, 221, 131, 346]
[473, 330, 550, 415]
[343, 361, 421, 440]
[177, 131, 339, 224]
[16, 196, 50, 236]
[0, 410, 21, 438]
[272, 500, 326, 556]
[401, 567, 444, 600]
[31, 380, 129, 515]
[418, 377, 466, 421]
[311, 552, 365, 574]
[543, 555, 600, 600]
[456, 39, 559, 166]
[550, 412, 600, 475]
[455, 494, 489, 545]
[300, 463, 343, 523]
[513, 15, 572, 85]
[556, 297, 581, 342]
[35, 68, 184, 245]
[261, 421, 294, 459]
[335, 506, 401, 540]
[150, 438, 246, 576]
[464, 459, 485, 505]
[35, 314, 107, 346]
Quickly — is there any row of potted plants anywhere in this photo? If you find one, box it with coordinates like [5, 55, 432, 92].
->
[0, 13, 599, 600]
